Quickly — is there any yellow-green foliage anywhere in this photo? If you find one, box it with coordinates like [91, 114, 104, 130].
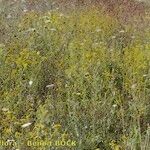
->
[0, 8, 150, 150]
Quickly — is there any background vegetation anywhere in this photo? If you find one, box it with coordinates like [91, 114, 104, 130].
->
[0, 0, 150, 150]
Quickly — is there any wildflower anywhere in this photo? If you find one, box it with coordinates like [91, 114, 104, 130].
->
[131, 36, 135, 39]
[7, 139, 15, 142]
[50, 28, 57, 31]
[111, 36, 116, 39]
[37, 51, 40, 55]
[23, 9, 28, 13]
[112, 91, 116, 96]
[65, 84, 69, 88]
[113, 104, 117, 108]
[85, 125, 88, 129]
[94, 42, 99, 45]
[110, 49, 114, 52]
[119, 30, 125, 33]
[46, 84, 55, 88]
[131, 84, 137, 89]
[143, 74, 147, 77]
[6, 14, 12, 19]
[2, 108, 9, 112]
[60, 13, 64, 17]
[29, 80, 33, 86]
[21, 122, 32, 128]
[76, 92, 81, 96]
[27, 28, 36, 32]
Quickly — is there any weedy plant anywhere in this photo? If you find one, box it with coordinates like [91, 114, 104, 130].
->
[0, 2, 150, 150]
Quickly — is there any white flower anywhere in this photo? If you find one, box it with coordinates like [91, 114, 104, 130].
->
[131, 84, 137, 89]
[111, 36, 116, 39]
[110, 49, 114, 52]
[23, 9, 28, 13]
[2, 108, 9, 112]
[113, 104, 117, 108]
[7, 14, 12, 19]
[76, 92, 81, 96]
[143, 74, 147, 77]
[119, 30, 125, 33]
[23, 10, 27, 12]
[7, 139, 15, 142]
[46, 84, 55, 88]
[37, 51, 40, 55]
[85, 125, 88, 129]
[27, 28, 36, 32]
[50, 28, 57, 31]
[60, 13, 64, 17]
[21, 122, 32, 128]
[112, 91, 116, 96]
[29, 80, 33, 86]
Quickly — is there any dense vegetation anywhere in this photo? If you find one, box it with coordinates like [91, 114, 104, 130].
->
[0, 0, 150, 150]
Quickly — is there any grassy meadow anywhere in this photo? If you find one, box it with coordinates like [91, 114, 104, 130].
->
[0, 1, 150, 150]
